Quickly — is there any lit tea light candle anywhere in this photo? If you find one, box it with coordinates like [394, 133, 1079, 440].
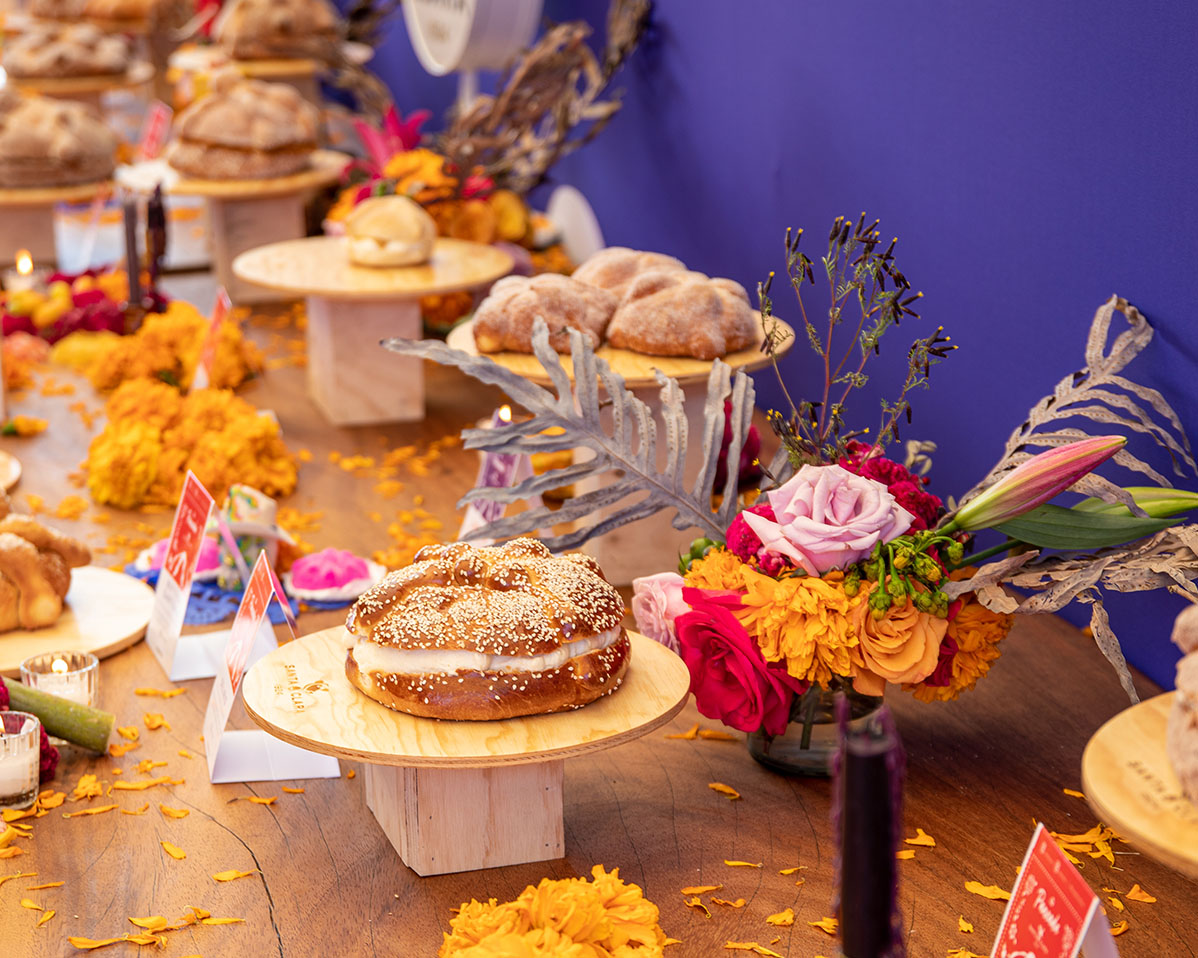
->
[0, 711, 41, 811]
[20, 651, 99, 708]
[1, 249, 50, 294]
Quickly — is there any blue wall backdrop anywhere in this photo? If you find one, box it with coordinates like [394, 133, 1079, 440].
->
[367, 1, 1198, 689]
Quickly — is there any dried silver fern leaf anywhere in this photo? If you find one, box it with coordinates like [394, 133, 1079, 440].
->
[381, 320, 755, 551]
[957, 296, 1196, 515]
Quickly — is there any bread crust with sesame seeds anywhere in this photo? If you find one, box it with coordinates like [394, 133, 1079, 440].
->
[343, 538, 630, 720]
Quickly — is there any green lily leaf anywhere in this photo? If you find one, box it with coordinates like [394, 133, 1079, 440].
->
[995, 503, 1178, 550]
[1073, 486, 1198, 518]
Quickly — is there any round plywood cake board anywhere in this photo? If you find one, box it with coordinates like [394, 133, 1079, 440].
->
[446, 316, 794, 389]
[242, 628, 691, 768]
[0, 566, 155, 677]
[165, 149, 350, 199]
[1081, 691, 1198, 880]
[232, 236, 514, 301]
[9, 60, 154, 96]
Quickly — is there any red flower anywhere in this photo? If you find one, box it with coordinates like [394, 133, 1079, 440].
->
[726, 501, 789, 575]
[714, 400, 763, 491]
[675, 588, 807, 735]
[838, 441, 943, 530]
[923, 635, 959, 688]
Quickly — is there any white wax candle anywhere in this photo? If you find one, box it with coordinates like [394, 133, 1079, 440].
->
[0, 713, 39, 806]
[31, 673, 90, 706]
[0, 750, 37, 797]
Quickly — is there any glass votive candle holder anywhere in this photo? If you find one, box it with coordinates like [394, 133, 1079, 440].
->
[20, 651, 100, 707]
[0, 711, 41, 810]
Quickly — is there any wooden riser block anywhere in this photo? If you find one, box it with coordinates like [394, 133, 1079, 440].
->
[0, 203, 58, 264]
[365, 762, 565, 876]
[208, 195, 306, 305]
[305, 296, 426, 425]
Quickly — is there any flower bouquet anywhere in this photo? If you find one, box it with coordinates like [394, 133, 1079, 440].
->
[382, 212, 1198, 775]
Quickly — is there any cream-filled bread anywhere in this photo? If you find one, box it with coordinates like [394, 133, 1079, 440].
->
[345, 196, 436, 267]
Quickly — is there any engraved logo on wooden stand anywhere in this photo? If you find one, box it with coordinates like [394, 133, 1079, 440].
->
[275, 663, 330, 711]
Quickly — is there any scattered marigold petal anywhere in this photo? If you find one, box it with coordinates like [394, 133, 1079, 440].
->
[36, 909, 54, 927]
[229, 795, 277, 805]
[1063, 788, 1085, 798]
[143, 714, 170, 731]
[38, 792, 65, 809]
[108, 742, 138, 758]
[161, 842, 186, 860]
[212, 869, 258, 882]
[711, 898, 746, 908]
[808, 917, 838, 935]
[680, 885, 722, 895]
[120, 803, 150, 816]
[27, 881, 64, 890]
[68, 936, 126, 949]
[904, 827, 936, 847]
[123, 933, 166, 946]
[896, 850, 915, 860]
[0, 847, 26, 859]
[947, 950, 989, 958]
[778, 866, 804, 875]
[134, 687, 186, 698]
[281, 787, 305, 794]
[63, 804, 118, 818]
[958, 915, 974, 933]
[684, 896, 711, 918]
[724, 942, 784, 957]
[116, 727, 139, 741]
[965, 881, 1011, 901]
[1089, 840, 1115, 865]
[765, 908, 794, 926]
[1108, 896, 1124, 912]
[201, 917, 246, 925]
[1126, 884, 1156, 903]
[709, 783, 741, 801]
[70, 774, 104, 800]
[1110, 920, 1128, 936]
[664, 939, 682, 947]
[159, 805, 190, 819]
[724, 860, 762, 868]
[128, 916, 168, 931]
[2, 808, 36, 823]
[346, 769, 356, 779]
[134, 760, 167, 775]
[665, 723, 699, 739]
[20, 898, 43, 910]
[177, 749, 194, 759]
[698, 729, 739, 741]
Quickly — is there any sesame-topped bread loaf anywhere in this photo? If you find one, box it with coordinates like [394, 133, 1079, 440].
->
[344, 538, 630, 720]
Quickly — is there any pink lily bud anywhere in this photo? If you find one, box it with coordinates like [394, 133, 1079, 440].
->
[947, 435, 1127, 532]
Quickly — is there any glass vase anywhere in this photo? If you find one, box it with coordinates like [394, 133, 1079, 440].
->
[746, 683, 883, 777]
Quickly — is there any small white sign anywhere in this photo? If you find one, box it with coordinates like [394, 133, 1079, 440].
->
[403, 0, 542, 75]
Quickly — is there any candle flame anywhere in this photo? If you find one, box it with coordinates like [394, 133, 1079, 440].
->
[15, 250, 32, 276]
[51, 657, 69, 674]
[498, 405, 512, 423]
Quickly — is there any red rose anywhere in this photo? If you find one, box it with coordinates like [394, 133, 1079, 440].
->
[675, 588, 806, 735]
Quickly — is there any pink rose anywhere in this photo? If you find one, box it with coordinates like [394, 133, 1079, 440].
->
[631, 572, 689, 652]
[675, 589, 806, 735]
[744, 464, 914, 575]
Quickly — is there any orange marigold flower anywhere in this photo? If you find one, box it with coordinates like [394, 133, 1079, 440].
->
[907, 590, 1013, 702]
[684, 547, 746, 591]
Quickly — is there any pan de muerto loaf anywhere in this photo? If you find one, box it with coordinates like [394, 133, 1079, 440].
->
[473, 274, 618, 354]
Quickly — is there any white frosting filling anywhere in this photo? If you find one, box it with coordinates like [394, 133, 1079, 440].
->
[347, 235, 430, 266]
[350, 626, 622, 677]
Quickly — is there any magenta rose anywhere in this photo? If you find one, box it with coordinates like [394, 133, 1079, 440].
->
[838, 441, 944, 530]
[743, 464, 914, 575]
[675, 588, 806, 735]
[630, 572, 689, 652]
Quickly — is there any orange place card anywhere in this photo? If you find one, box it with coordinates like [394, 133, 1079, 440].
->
[991, 824, 1119, 958]
[190, 288, 231, 393]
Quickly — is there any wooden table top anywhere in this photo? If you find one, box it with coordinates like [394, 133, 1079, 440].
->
[0, 306, 1194, 957]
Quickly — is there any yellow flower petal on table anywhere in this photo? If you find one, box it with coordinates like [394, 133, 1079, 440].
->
[63, 804, 118, 818]
[711, 898, 746, 908]
[160, 805, 190, 819]
[0, 825, 22, 846]
[958, 915, 974, 933]
[1108, 897, 1124, 912]
[346, 769, 356, 779]
[108, 742, 138, 758]
[947, 950, 989, 958]
[281, 787, 305, 794]
[709, 783, 741, 801]
[143, 714, 170, 731]
[38, 792, 65, 809]
[27, 881, 63, 890]
[965, 881, 1011, 901]
[120, 803, 150, 816]
[665, 724, 700, 740]
[1089, 840, 1115, 865]
[123, 933, 166, 946]
[1063, 788, 1085, 798]
[724, 860, 763, 868]
[765, 908, 794, 926]
[664, 938, 682, 947]
[213, 869, 258, 882]
[684, 896, 712, 918]
[3, 808, 36, 823]
[20, 898, 43, 910]
[67, 937, 127, 949]
[1050, 824, 1108, 844]
[896, 850, 916, 860]
[724, 943, 784, 957]
[36, 909, 54, 927]
[134, 687, 186, 698]
[0, 848, 26, 859]
[134, 760, 167, 775]
[128, 916, 168, 932]
[116, 727, 139, 742]
[178, 749, 194, 759]
[904, 827, 936, 847]
[161, 842, 186, 860]
[1126, 884, 1156, 903]
[202, 917, 246, 925]
[681, 885, 722, 895]
[698, 729, 739, 741]
[0, 872, 36, 887]
[112, 775, 181, 791]
[70, 774, 104, 800]
[778, 866, 804, 875]
[809, 917, 838, 935]
[1110, 920, 1129, 935]
[231, 795, 277, 805]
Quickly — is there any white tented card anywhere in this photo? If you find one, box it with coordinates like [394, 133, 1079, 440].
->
[992, 823, 1120, 958]
[203, 552, 338, 784]
[146, 471, 214, 680]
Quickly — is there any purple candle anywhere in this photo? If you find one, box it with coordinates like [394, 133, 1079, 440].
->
[122, 197, 142, 306]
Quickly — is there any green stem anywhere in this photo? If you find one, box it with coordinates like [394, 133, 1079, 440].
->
[798, 688, 818, 750]
[2, 678, 114, 753]
[951, 537, 1022, 570]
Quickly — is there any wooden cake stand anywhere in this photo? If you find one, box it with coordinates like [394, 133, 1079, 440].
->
[232, 237, 513, 424]
[0, 567, 154, 677]
[9, 61, 154, 109]
[1082, 691, 1198, 880]
[242, 627, 689, 875]
[0, 180, 112, 264]
[446, 318, 795, 583]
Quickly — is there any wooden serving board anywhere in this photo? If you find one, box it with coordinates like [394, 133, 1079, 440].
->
[242, 628, 691, 767]
[446, 316, 794, 389]
[0, 180, 111, 207]
[0, 566, 154, 677]
[1081, 691, 1198, 880]
[231, 236, 514, 301]
[9, 60, 154, 97]
[168, 149, 349, 200]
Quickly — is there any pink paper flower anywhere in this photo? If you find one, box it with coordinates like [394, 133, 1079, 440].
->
[675, 588, 806, 735]
[630, 572, 689, 652]
[743, 464, 915, 575]
[290, 548, 370, 591]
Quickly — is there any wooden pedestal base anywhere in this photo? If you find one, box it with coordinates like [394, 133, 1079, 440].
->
[305, 296, 425, 424]
[365, 762, 564, 876]
[0, 202, 57, 264]
[209, 194, 306, 304]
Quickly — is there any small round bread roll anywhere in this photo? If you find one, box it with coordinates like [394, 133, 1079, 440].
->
[344, 538, 630, 720]
[345, 196, 437, 267]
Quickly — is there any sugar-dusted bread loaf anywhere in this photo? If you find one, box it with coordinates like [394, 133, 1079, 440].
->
[606, 270, 758, 360]
[0, 513, 92, 632]
[214, 0, 340, 61]
[0, 90, 116, 188]
[4, 23, 129, 78]
[344, 538, 629, 720]
[167, 73, 319, 180]
[473, 273, 618, 354]
[82, 0, 189, 26]
[572, 246, 688, 299]
[1168, 604, 1198, 804]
